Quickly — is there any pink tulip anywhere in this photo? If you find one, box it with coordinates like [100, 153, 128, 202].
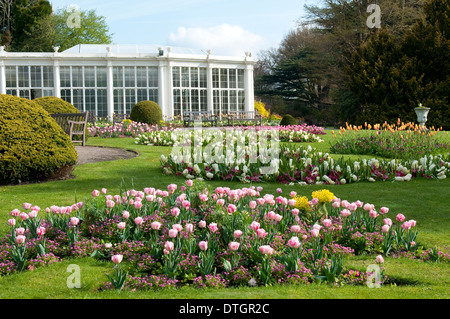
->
[287, 236, 301, 249]
[164, 241, 174, 251]
[289, 191, 297, 198]
[383, 218, 393, 226]
[249, 221, 260, 231]
[117, 222, 126, 230]
[257, 228, 268, 239]
[23, 202, 32, 210]
[106, 200, 115, 208]
[401, 221, 412, 230]
[199, 194, 208, 202]
[151, 221, 162, 230]
[228, 241, 240, 251]
[276, 188, 282, 194]
[311, 228, 320, 238]
[134, 200, 143, 210]
[290, 225, 301, 233]
[10, 209, 20, 217]
[19, 212, 29, 221]
[363, 203, 374, 211]
[233, 230, 243, 239]
[15, 227, 25, 235]
[168, 229, 178, 238]
[310, 198, 319, 205]
[396, 214, 406, 222]
[332, 201, 341, 208]
[208, 222, 219, 233]
[182, 200, 191, 209]
[355, 200, 364, 208]
[376, 255, 384, 264]
[369, 210, 379, 219]
[380, 207, 389, 214]
[111, 254, 123, 264]
[291, 208, 299, 216]
[122, 211, 130, 219]
[170, 207, 180, 217]
[134, 217, 143, 226]
[381, 225, 390, 233]
[172, 224, 183, 232]
[259, 245, 274, 255]
[216, 199, 225, 206]
[227, 204, 237, 214]
[167, 184, 177, 193]
[7, 219, 16, 227]
[348, 203, 358, 211]
[92, 190, 100, 197]
[340, 209, 351, 218]
[409, 220, 417, 227]
[198, 220, 206, 228]
[249, 201, 257, 210]
[340, 200, 350, 208]
[185, 223, 194, 233]
[199, 241, 208, 251]
[37, 227, 46, 236]
[186, 180, 194, 187]
[287, 199, 296, 207]
[322, 219, 332, 228]
[15, 235, 26, 245]
[70, 217, 80, 226]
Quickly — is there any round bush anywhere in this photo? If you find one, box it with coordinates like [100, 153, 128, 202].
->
[280, 114, 298, 126]
[0, 94, 78, 185]
[130, 101, 162, 125]
[33, 96, 79, 114]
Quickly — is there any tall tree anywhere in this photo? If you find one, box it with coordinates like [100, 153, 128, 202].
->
[53, 7, 113, 52]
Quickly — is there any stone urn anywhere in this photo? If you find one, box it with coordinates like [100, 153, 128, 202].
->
[414, 105, 430, 128]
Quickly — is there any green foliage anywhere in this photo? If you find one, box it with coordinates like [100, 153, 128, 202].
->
[33, 96, 79, 114]
[53, 7, 113, 52]
[279, 114, 298, 126]
[130, 101, 162, 125]
[0, 94, 77, 185]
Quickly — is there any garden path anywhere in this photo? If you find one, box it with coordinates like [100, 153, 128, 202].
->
[75, 146, 138, 165]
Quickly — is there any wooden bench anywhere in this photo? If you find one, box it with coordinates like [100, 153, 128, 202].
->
[227, 111, 262, 126]
[51, 112, 88, 146]
[183, 111, 218, 127]
[112, 113, 130, 125]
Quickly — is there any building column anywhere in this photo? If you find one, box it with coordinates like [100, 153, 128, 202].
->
[106, 60, 114, 122]
[207, 62, 213, 114]
[0, 60, 6, 95]
[158, 60, 166, 119]
[244, 62, 254, 112]
[53, 60, 61, 98]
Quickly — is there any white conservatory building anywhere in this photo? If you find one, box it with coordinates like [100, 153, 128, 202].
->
[0, 44, 255, 120]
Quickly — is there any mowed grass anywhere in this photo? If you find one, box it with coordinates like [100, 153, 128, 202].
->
[0, 130, 449, 299]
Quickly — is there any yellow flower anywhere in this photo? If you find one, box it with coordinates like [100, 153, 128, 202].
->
[311, 189, 335, 204]
[293, 195, 311, 211]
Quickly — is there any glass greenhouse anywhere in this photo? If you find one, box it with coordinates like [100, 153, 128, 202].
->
[0, 44, 255, 120]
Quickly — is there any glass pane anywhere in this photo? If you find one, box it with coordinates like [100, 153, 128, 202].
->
[221, 90, 229, 114]
[212, 69, 219, 88]
[19, 89, 30, 99]
[220, 69, 228, 89]
[230, 90, 237, 112]
[137, 88, 147, 102]
[125, 88, 135, 113]
[30, 66, 42, 88]
[191, 89, 199, 112]
[60, 66, 71, 87]
[72, 89, 84, 111]
[190, 68, 199, 88]
[18, 66, 29, 87]
[96, 67, 107, 87]
[181, 67, 189, 87]
[136, 67, 147, 87]
[84, 67, 96, 87]
[43, 66, 54, 87]
[31, 89, 42, 99]
[85, 89, 96, 114]
[43, 89, 53, 97]
[97, 89, 108, 118]
[238, 69, 244, 88]
[199, 68, 207, 88]
[114, 89, 124, 114]
[124, 67, 135, 87]
[173, 89, 181, 117]
[148, 67, 158, 87]
[71, 67, 83, 87]
[113, 67, 123, 87]
[229, 69, 236, 88]
[213, 90, 220, 115]
[182, 89, 190, 113]
[200, 90, 207, 111]
[172, 67, 180, 87]
[5, 66, 17, 88]
[6, 89, 17, 96]
[61, 89, 71, 103]
[149, 89, 158, 103]
[238, 91, 245, 111]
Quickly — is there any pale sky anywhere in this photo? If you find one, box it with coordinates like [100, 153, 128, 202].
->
[49, 0, 316, 57]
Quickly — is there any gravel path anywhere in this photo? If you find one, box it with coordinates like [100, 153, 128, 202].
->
[75, 146, 138, 165]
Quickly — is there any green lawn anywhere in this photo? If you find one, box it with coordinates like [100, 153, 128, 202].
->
[0, 131, 449, 299]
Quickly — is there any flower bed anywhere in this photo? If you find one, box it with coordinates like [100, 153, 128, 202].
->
[330, 122, 450, 160]
[135, 125, 325, 147]
[88, 120, 183, 139]
[2, 182, 448, 291]
[161, 143, 450, 184]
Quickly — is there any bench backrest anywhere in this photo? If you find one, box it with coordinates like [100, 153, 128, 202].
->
[228, 111, 259, 119]
[51, 112, 88, 134]
[183, 111, 214, 120]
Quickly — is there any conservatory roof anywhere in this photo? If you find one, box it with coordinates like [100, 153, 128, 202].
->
[62, 44, 207, 55]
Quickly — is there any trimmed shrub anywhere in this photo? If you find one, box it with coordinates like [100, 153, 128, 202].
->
[33, 96, 79, 114]
[0, 94, 78, 185]
[280, 114, 298, 126]
[130, 101, 162, 125]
